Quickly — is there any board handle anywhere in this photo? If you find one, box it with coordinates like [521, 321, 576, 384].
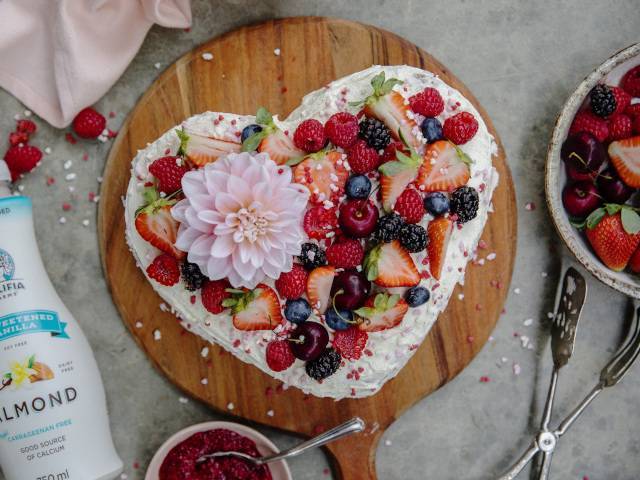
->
[325, 428, 382, 479]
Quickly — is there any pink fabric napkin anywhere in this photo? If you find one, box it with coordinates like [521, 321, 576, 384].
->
[0, 0, 192, 128]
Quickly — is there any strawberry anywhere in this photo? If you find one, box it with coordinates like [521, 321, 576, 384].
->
[630, 245, 640, 273]
[306, 265, 336, 313]
[293, 119, 326, 153]
[611, 86, 631, 117]
[146, 253, 180, 286]
[569, 111, 609, 143]
[608, 136, 640, 187]
[72, 107, 106, 139]
[201, 279, 231, 314]
[622, 65, 640, 97]
[148, 156, 188, 194]
[378, 142, 422, 211]
[178, 129, 241, 167]
[16, 119, 37, 135]
[381, 140, 407, 164]
[394, 188, 424, 224]
[585, 208, 640, 271]
[332, 327, 368, 360]
[443, 112, 478, 145]
[326, 239, 364, 268]
[353, 72, 420, 150]
[266, 340, 296, 372]
[355, 292, 408, 333]
[3, 144, 42, 181]
[258, 129, 305, 165]
[347, 139, 379, 174]
[409, 87, 444, 117]
[303, 205, 338, 239]
[364, 240, 420, 287]
[8, 131, 29, 147]
[275, 264, 308, 299]
[324, 112, 359, 149]
[416, 140, 471, 193]
[225, 284, 283, 331]
[608, 114, 632, 142]
[293, 150, 348, 204]
[427, 217, 453, 280]
[135, 188, 185, 259]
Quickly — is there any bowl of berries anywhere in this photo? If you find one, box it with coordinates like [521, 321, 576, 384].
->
[547, 43, 640, 297]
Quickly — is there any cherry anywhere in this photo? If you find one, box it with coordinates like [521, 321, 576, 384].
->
[561, 132, 606, 176]
[330, 270, 370, 310]
[289, 322, 328, 361]
[562, 181, 601, 218]
[565, 162, 597, 182]
[339, 199, 379, 238]
[598, 168, 634, 204]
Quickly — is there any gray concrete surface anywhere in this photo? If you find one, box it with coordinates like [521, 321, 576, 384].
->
[1, 1, 639, 478]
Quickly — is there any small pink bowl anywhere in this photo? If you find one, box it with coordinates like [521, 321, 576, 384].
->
[145, 421, 292, 480]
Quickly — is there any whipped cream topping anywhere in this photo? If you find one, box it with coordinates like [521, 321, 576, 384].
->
[124, 65, 499, 400]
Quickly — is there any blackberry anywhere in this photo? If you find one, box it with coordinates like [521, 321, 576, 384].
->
[299, 243, 327, 270]
[305, 348, 341, 380]
[590, 85, 616, 118]
[450, 186, 479, 224]
[399, 224, 428, 252]
[359, 117, 391, 150]
[375, 213, 405, 243]
[181, 262, 207, 291]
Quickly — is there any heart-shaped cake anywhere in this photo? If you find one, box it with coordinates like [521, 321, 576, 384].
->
[124, 65, 499, 399]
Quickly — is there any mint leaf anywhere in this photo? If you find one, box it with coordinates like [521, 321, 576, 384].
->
[621, 207, 640, 234]
[255, 107, 273, 126]
[586, 207, 606, 229]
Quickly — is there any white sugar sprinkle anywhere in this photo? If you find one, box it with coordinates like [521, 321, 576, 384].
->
[153, 329, 162, 341]
[458, 293, 464, 300]
[513, 287, 521, 295]
[541, 271, 548, 278]
[201, 52, 213, 61]
[200, 378, 208, 385]
[523, 318, 533, 327]
[384, 439, 392, 446]
[227, 402, 235, 410]
[201, 347, 209, 358]
[24, 110, 32, 117]
[135, 321, 143, 328]
[81, 219, 90, 227]
[65, 173, 77, 181]
[513, 363, 522, 376]
[267, 409, 274, 417]
[486, 252, 496, 261]
[154, 62, 162, 69]
[44, 147, 52, 154]
[178, 397, 189, 404]
[58, 216, 67, 224]
[274, 48, 281, 56]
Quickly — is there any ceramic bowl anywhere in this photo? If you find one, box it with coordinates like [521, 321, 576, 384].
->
[546, 43, 640, 298]
[145, 421, 292, 480]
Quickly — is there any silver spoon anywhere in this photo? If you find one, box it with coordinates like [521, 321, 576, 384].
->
[197, 417, 365, 466]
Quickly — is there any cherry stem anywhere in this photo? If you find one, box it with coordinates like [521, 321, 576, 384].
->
[331, 290, 358, 324]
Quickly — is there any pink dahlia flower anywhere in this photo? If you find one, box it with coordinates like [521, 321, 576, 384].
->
[172, 152, 309, 289]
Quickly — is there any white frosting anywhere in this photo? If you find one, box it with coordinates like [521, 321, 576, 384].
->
[124, 65, 499, 400]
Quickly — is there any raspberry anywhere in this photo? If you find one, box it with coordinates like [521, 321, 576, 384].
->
[201, 279, 231, 314]
[148, 156, 188, 194]
[303, 205, 338, 239]
[8, 131, 29, 147]
[146, 253, 180, 286]
[608, 114, 632, 141]
[326, 239, 364, 268]
[409, 87, 444, 117]
[347, 139, 379, 174]
[324, 112, 359, 148]
[3, 144, 42, 181]
[443, 112, 478, 145]
[293, 119, 326, 153]
[16, 119, 37, 135]
[611, 86, 631, 117]
[275, 264, 308, 299]
[265, 340, 296, 372]
[72, 107, 106, 139]
[332, 327, 368, 361]
[394, 188, 424, 224]
[381, 140, 407, 164]
[622, 65, 640, 97]
[569, 111, 609, 142]
[625, 103, 640, 119]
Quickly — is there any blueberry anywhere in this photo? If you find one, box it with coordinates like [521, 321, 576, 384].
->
[284, 298, 311, 324]
[241, 124, 263, 143]
[424, 192, 450, 216]
[325, 306, 353, 331]
[420, 117, 443, 143]
[405, 286, 430, 307]
[345, 175, 372, 199]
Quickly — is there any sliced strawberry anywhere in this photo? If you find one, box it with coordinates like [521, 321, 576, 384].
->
[585, 209, 640, 272]
[135, 190, 185, 259]
[364, 240, 420, 287]
[355, 293, 408, 333]
[427, 217, 453, 280]
[380, 167, 418, 212]
[181, 129, 241, 167]
[306, 266, 336, 313]
[258, 129, 305, 165]
[364, 90, 421, 150]
[416, 140, 471, 192]
[608, 136, 640, 188]
[227, 284, 283, 331]
[293, 150, 348, 204]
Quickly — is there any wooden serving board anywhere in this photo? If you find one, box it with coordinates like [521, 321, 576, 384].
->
[98, 17, 516, 479]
